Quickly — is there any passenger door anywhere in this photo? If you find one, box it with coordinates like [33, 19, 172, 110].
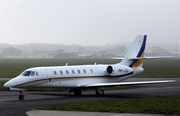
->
[45, 69, 53, 86]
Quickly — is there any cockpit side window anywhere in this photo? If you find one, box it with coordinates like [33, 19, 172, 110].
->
[22, 71, 32, 76]
[36, 72, 39, 76]
[31, 71, 35, 76]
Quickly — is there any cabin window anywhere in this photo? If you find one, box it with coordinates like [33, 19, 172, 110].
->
[77, 70, 80, 74]
[22, 71, 32, 76]
[72, 70, 75, 74]
[66, 70, 69, 74]
[54, 71, 57, 75]
[60, 70, 63, 75]
[90, 69, 93, 73]
[83, 69, 86, 73]
[36, 72, 39, 76]
[31, 71, 35, 76]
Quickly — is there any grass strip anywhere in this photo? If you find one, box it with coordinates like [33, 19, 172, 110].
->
[0, 80, 7, 90]
[38, 95, 180, 115]
[0, 58, 180, 78]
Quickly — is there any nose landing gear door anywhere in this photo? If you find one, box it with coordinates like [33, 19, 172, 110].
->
[45, 69, 53, 86]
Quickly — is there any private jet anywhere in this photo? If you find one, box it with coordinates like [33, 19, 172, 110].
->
[4, 35, 175, 100]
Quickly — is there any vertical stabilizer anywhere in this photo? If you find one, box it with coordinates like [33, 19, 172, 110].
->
[120, 35, 147, 71]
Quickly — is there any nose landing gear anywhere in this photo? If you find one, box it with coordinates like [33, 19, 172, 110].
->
[19, 91, 24, 100]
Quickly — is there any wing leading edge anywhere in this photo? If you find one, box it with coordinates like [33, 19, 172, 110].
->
[79, 80, 175, 87]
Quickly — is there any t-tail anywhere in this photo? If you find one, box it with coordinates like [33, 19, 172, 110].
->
[120, 35, 147, 72]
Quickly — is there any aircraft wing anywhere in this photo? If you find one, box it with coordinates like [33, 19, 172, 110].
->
[79, 80, 175, 87]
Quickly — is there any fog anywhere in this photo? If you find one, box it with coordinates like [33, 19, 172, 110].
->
[0, 0, 180, 46]
[0, 42, 179, 58]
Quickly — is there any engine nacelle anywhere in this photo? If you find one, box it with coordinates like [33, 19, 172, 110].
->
[106, 65, 133, 77]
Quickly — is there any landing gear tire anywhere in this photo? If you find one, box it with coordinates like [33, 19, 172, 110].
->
[19, 90, 24, 100]
[73, 89, 82, 96]
[19, 95, 24, 100]
[95, 88, 104, 96]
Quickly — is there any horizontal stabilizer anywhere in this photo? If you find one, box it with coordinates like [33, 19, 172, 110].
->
[79, 80, 175, 87]
[111, 57, 123, 59]
[128, 56, 174, 60]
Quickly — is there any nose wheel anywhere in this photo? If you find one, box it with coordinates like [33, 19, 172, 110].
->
[19, 91, 25, 100]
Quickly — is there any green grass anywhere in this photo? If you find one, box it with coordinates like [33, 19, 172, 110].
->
[0, 80, 7, 90]
[38, 95, 180, 115]
[136, 58, 180, 77]
[0, 58, 118, 78]
[0, 58, 180, 78]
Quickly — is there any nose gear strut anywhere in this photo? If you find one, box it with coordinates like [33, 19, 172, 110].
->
[19, 91, 24, 100]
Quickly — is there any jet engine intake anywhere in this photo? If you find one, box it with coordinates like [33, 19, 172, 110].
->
[106, 65, 133, 77]
[106, 65, 114, 76]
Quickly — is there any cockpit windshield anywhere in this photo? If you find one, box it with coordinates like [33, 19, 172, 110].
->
[22, 71, 32, 76]
[21, 71, 39, 76]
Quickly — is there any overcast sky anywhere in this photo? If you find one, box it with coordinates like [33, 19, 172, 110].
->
[0, 0, 179, 46]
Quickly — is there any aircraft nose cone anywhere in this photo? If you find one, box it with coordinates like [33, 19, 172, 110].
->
[4, 82, 9, 88]
[4, 81, 11, 88]
[4, 78, 16, 88]
[4, 77, 19, 88]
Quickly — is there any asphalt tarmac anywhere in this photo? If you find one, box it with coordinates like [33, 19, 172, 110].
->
[0, 78, 180, 116]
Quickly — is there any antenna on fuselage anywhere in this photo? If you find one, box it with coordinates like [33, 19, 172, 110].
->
[65, 63, 68, 66]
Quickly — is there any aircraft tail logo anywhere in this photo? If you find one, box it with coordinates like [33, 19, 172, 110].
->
[120, 35, 147, 71]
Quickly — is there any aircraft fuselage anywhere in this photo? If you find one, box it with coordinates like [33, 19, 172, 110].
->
[4, 64, 141, 89]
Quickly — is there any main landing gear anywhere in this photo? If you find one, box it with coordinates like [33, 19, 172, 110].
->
[19, 91, 24, 100]
[73, 88, 82, 96]
[68, 88, 104, 96]
[95, 87, 104, 96]
[68, 88, 82, 96]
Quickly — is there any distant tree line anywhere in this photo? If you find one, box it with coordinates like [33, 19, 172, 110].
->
[0, 43, 171, 58]
[1, 47, 23, 56]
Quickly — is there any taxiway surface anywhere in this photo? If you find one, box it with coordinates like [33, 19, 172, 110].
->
[0, 78, 179, 116]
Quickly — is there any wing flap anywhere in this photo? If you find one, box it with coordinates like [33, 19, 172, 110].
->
[79, 80, 175, 87]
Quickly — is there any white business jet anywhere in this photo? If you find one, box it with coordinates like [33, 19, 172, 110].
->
[4, 35, 175, 100]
